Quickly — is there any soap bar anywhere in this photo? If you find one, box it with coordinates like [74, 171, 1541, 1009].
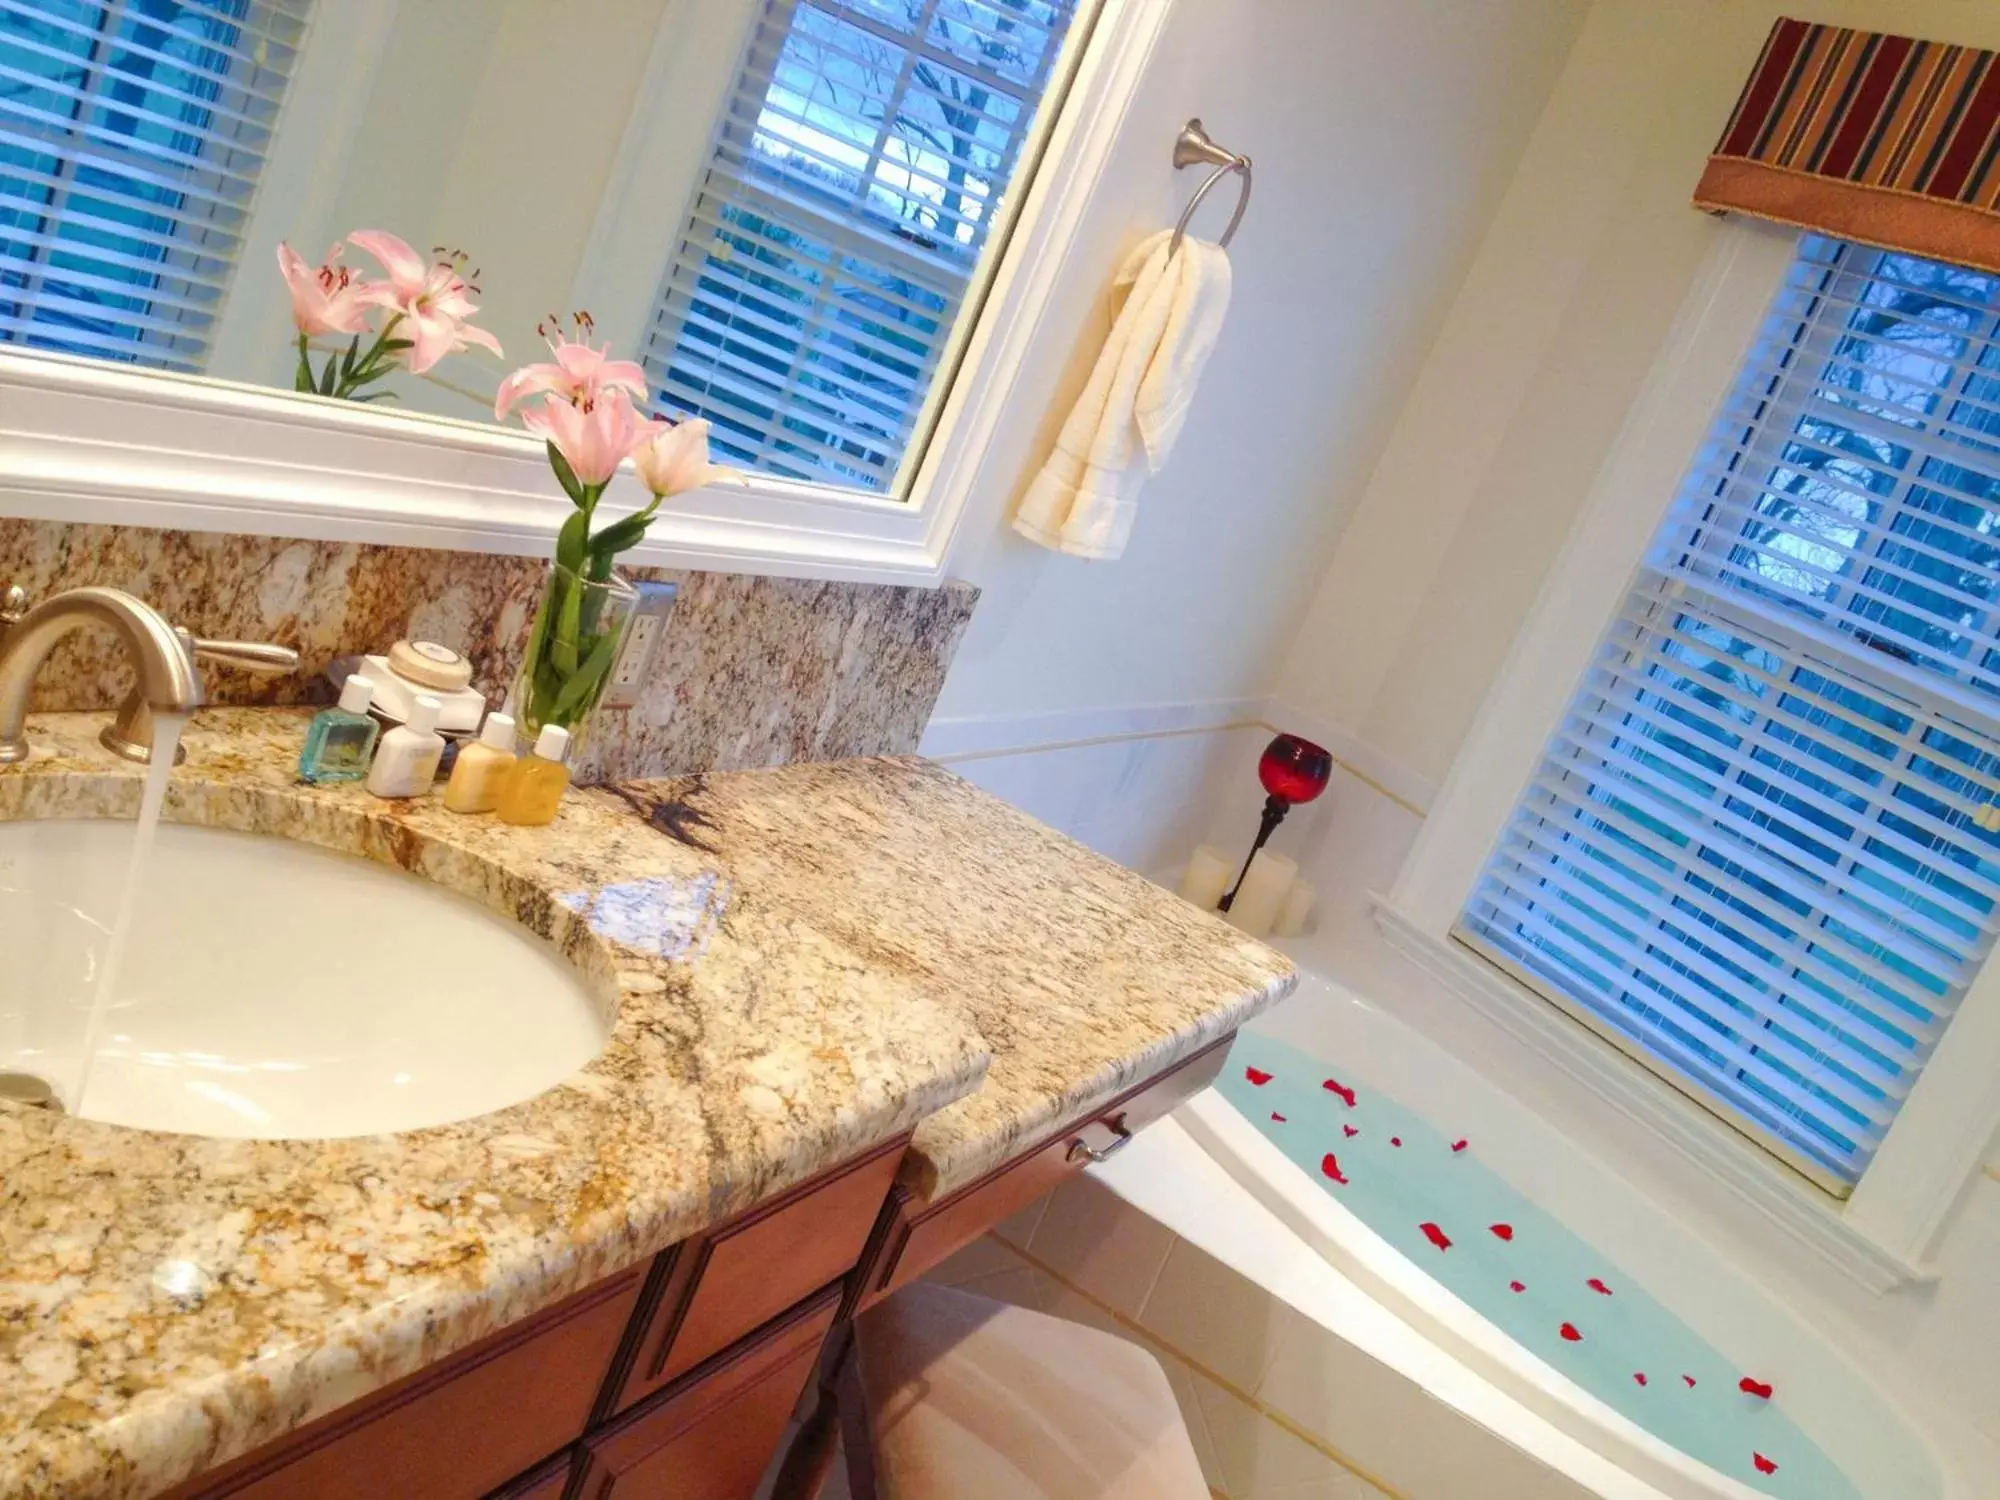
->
[360, 652, 488, 733]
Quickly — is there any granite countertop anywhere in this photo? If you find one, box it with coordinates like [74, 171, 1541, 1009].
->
[636, 759, 1300, 1199]
[0, 709, 1293, 1500]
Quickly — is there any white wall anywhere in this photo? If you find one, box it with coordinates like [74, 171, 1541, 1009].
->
[1260, 0, 2000, 1466]
[1274, 0, 2000, 798]
[927, 0, 1590, 868]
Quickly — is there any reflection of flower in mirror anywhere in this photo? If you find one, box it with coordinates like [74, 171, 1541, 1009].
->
[348, 231, 502, 374]
[278, 229, 500, 403]
[276, 243, 384, 337]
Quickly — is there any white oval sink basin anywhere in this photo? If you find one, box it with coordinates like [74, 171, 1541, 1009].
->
[0, 820, 608, 1139]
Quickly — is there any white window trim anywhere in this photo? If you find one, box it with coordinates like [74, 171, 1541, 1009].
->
[1380, 216, 2000, 1291]
[0, 0, 1176, 588]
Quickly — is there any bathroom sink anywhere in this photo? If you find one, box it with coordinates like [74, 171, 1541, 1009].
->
[0, 819, 608, 1139]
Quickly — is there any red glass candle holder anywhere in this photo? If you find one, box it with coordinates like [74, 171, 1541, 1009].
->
[1218, 734, 1332, 912]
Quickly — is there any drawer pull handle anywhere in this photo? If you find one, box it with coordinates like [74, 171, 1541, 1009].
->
[1066, 1116, 1134, 1165]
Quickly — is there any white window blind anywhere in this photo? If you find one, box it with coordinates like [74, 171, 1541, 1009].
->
[641, 0, 1080, 492]
[1462, 234, 2000, 1194]
[1, 0, 307, 372]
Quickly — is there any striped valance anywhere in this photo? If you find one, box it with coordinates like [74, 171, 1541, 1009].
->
[1694, 17, 2000, 274]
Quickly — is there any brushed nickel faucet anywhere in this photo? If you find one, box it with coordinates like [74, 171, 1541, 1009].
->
[0, 584, 300, 765]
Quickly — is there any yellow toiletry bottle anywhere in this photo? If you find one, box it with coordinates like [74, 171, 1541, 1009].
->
[444, 712, 518, 814]
[498, 723, 572, 827]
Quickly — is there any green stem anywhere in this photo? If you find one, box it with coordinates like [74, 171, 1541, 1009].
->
[333, 312, 406, 400]
[294, 332, 315, 394]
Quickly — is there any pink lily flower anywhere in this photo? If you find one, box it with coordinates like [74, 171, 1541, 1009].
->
[632, 418, 724, 498]
[522, 386, 649, 488]
[348, 229, 501, 374]
[494, 336, 647, 422]
[275, 242, 384, 337]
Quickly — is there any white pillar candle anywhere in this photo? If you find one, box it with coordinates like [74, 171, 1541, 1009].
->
[1273, 876, 1317, 937]
[1178, 844, 1234, 911]
[1226, 849, 1296, 939]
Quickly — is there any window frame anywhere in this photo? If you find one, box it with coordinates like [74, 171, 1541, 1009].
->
[0, 0, 1172, 587]
[1380, 217, 2000, 1289]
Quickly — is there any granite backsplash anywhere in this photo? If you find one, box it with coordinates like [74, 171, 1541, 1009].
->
[0, 519, 977, 783]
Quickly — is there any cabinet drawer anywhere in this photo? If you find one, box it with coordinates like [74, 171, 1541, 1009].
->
[870, 1034, 1233, 1299]
[576, 1287, 841, 1500]
[167, 1267, 645, 1500]
[605, 1135, 905, 1414]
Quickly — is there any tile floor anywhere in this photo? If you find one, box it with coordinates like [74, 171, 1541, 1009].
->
[922, 1197, 1393, 1499]
[917, 1172, 1594, 1499]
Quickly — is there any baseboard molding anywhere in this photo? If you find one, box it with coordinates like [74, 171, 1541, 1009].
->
[919, 697, 1267, 762]
[1255, 699, 1438, 815]
[921, 694, 1441, 821]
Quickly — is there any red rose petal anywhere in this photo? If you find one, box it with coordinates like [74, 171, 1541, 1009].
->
[1588, 1278, 1614, 1296]
[1270, 1112, 1287, 1123]
[1683, 1376, 1697, 1389]
[1420, 1222, 1452, 1252]
[1634, 1373, 1648, 1387]
[1320, 1153, 1349, 1185]
[1739, 1378, 1773, 1400]
[1560, 1323, 1583, 1342]
[1322, 1078, 1357, 1108]
[1490, 1223, 1515, 1241]
[1342, 1124, 1359, 1138]
[1754, 1454, 1778, 1476]
[1509, 1281, 1526, 1293]
[1245, 1066, 1274, 1086]
[1452, 1139, 1469, 1153]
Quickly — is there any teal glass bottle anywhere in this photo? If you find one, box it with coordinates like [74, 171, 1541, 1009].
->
[299, 674, 382, 784]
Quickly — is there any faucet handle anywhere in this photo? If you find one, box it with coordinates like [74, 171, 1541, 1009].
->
[187, 636, 301, 675]
[1, 586, 27, 628]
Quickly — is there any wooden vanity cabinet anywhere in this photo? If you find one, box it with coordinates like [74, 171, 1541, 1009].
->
[152, 1039, 1237, 1500]
[861, 1032, 1233, 1304]
[156, 1136, 907, 1500]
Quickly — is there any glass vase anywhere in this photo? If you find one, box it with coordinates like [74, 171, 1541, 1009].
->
[510, 561, 638, 760]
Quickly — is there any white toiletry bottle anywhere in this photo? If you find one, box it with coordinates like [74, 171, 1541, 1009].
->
[366, 694, 446, 798]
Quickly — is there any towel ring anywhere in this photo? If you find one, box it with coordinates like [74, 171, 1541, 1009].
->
[1169, 118, 1251, 257]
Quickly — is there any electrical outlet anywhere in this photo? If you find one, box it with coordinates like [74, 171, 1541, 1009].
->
[601, 581, 680, 709]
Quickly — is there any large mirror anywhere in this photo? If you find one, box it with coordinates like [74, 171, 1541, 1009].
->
[0, 0, 1089, 495]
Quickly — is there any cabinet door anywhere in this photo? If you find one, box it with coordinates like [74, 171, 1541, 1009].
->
[485, 1449, 574, 1500]
[576, 1288, 839, 1500]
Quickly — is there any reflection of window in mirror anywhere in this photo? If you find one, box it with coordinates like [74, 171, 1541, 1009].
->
[0, 0, 308, 372]
[637, 0, 1085, 495]
[1, 0, 1094, 501]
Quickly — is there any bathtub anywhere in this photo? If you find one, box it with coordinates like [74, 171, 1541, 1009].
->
[1158, 964, 1952, 1500]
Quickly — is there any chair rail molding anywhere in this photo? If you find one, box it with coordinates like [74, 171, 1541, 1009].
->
[0, 0, 1178, 589]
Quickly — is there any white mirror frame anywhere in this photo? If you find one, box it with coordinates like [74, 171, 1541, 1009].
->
[0, 0, 1174, 588]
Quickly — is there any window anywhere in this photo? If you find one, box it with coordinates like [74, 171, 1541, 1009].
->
[640, 0, 1081, 493]
[1461, 234, 2000, 1196]
[0, 0, 306, 372]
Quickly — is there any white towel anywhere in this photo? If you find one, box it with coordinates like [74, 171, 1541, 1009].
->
[1012, 229, 1233, 560]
